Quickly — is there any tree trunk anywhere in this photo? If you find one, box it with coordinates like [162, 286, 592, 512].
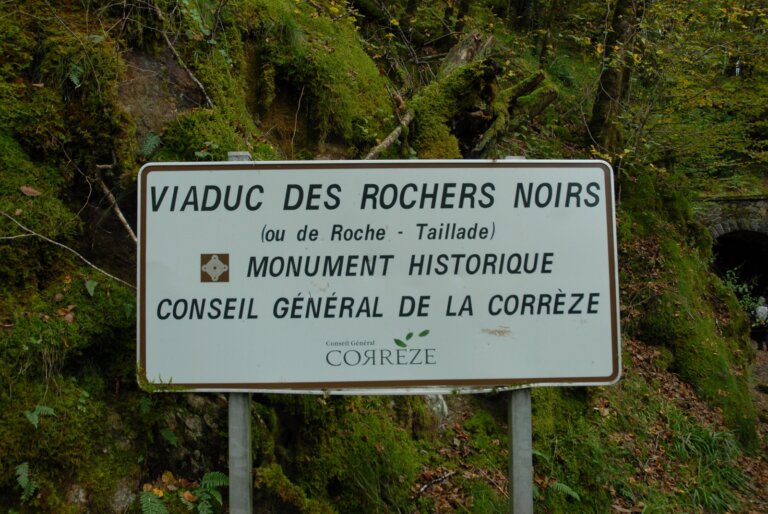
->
[538, 0, 560, 66]
[587, 0, 645, 157]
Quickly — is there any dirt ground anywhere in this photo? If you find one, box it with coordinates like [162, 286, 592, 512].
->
[741, 340, 768, 513]
[752, 340, 768, 419]
[413, 341, 768, 512]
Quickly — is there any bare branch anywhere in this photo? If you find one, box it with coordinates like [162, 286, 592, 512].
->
[95, 173, 138, 244]
[364, 111, 413, 160]
[153, 3, 214, 108]
[417, 470, 457, 494]
[1, 212, 135, 289]
[291, 86, 305, 155]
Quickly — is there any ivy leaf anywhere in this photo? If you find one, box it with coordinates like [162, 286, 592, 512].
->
[394, 339, 407, 348]
[85, 279, 98, 297]
[418, 330, 430, 337]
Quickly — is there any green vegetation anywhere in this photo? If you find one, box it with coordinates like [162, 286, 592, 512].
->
[0, 0, 766, 512]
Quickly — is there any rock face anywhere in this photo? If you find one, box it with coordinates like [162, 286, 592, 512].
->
[119, 48, 204, 143]
[110, 480, 136, 514]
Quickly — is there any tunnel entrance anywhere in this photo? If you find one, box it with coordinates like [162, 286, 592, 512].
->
[712, 230, 768, 319]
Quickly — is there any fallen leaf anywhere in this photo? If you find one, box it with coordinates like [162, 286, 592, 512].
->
[20, 185, 41, 197]
[56, 304, 76, 317]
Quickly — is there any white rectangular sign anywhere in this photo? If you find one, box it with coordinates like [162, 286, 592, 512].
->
[137, 160, 620, 393]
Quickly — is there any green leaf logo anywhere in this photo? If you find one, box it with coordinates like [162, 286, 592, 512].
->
[394, 329, 430, 348]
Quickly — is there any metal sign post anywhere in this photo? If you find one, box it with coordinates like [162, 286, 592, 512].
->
[228, 392, 252, 513]
[508, 388, 533, 513]
[227, 151, 253, 514]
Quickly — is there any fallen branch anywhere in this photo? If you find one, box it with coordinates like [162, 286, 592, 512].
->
[417, 470, 457, 494]
[363, 111, 413, 160]
[153, 4, 214, 109]
[94, 169, 137, 244]
[366, 33, 495, 160]
[507, 71, 546, 106]
[1, 212, 135, 290]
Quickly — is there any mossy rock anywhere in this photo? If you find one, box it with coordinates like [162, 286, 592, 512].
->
[409, 59, 499, 158]
[242, 0, 394, 154]
[252, 396, 422, 513]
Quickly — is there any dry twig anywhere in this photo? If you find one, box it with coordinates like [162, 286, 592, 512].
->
[1, 212, 135, 289]
[417, 470, 457, 494]
[153, 3, 214, 108]
[94, 167, 138, 244]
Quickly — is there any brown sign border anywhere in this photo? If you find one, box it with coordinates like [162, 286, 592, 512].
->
[138, 160, 620, 392]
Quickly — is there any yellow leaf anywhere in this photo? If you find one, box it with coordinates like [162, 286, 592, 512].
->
[595, 43, 604, 56]
[152, 487, 164, 498]
[182, 491, 198, 503]
[390, 18, 399, 26]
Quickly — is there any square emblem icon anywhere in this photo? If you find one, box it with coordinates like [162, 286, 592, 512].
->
[201, 254, 229, 282]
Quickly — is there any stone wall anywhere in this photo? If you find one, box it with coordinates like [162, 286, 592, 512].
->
[696, 196, 768, 239]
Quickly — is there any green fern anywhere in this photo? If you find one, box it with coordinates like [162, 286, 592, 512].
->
[15, 462, 38, 502]
[68, 63, 83, 88]
[200, 471, 229, 489]
[159, 427, 179, 447]
[196, 500, 214, 514]
[549, 481, 581, 502]
[531, 448, 552, 465]
[139, 491, 168, 514]
[140, 132, 162, 158]
[24, 405, 55, 429]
